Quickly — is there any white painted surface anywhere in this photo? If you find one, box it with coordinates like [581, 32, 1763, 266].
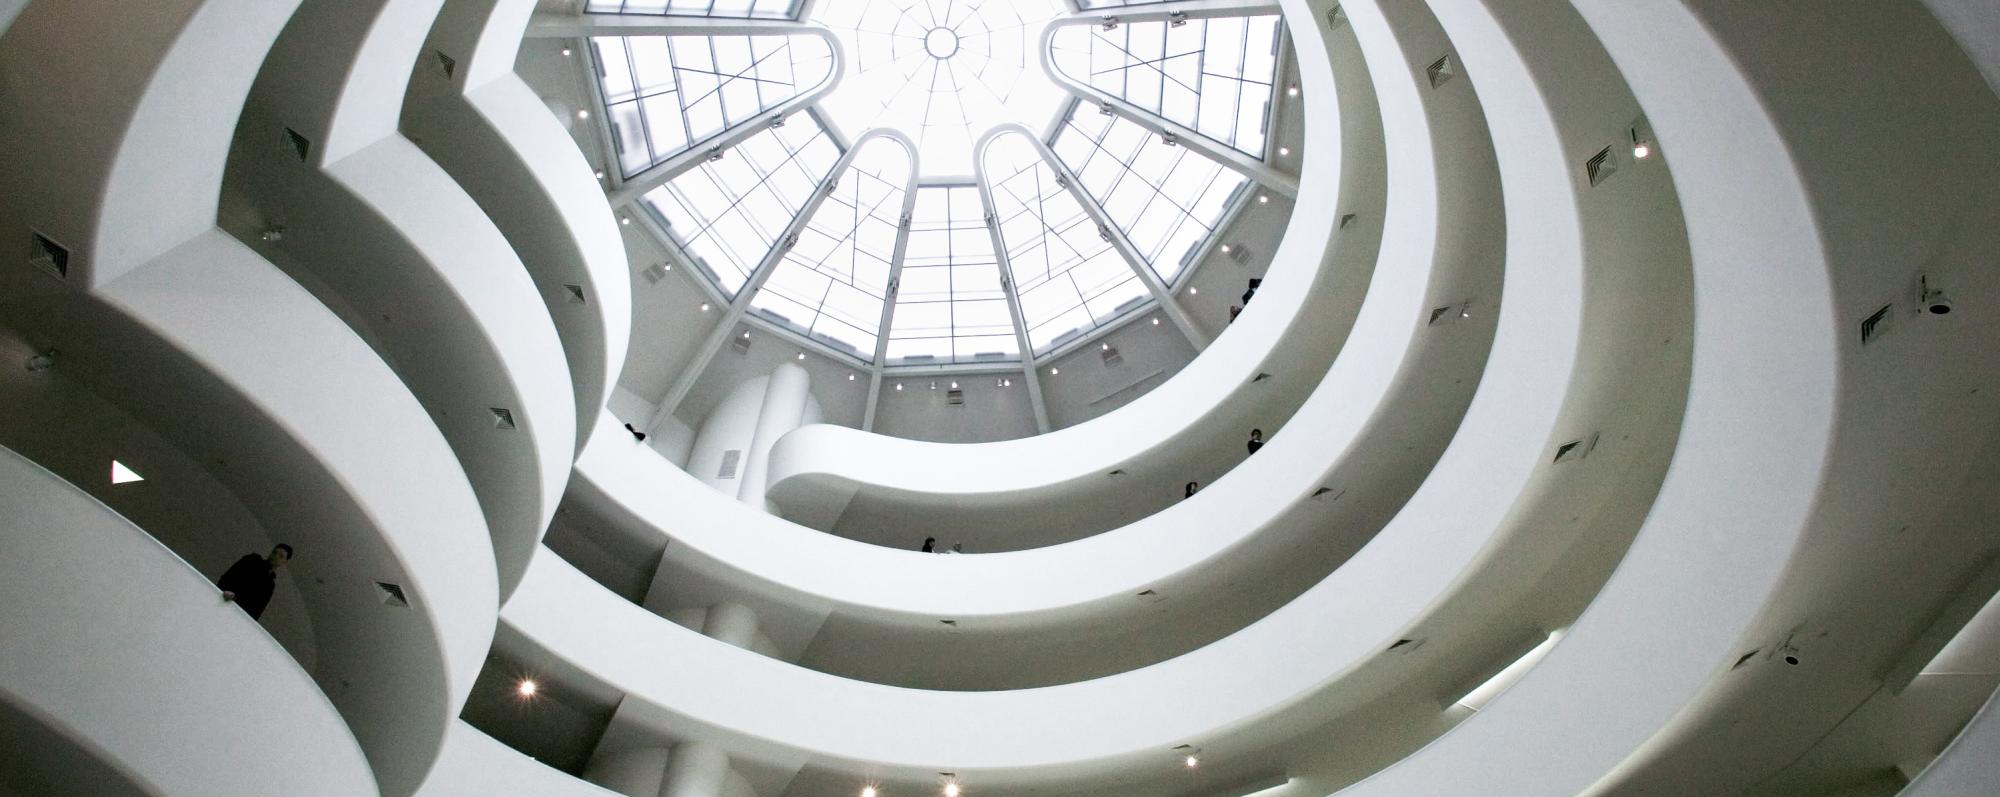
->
[416, 721, 621, 797]
[0, 444, 376, 797]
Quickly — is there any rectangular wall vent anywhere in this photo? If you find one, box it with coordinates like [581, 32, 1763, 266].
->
[717, 450, 742, 480]
[1860, 303, 1894, 345]
[564, 283, 587, 304]
[1227, 244, 1252, 265]
[283, 128, 312, 162]
[1585, 145, 1617, 187]
[489, 408, 516, 430]
[1252, 372, 1273, 383]
[1340, 213, 1358, 229]
[1429, 305, 1456, 326]
[946, 389, 964, 406]
[28, 232, 68, 279]
[434, 50, 457, 78]
[376, 581, 409, 608]
[1427, 55, 1456, 88]
[1387, 637, 1427, 654]
[1100, 346, 1124, 367]
[1732, 649, 1761, 670]
[641, 263, 668, 284]
[731, 332, 751, 354]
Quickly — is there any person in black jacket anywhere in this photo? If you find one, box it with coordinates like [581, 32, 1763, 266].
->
[218, 544, 293, 620]
[1247, 429, 1265, 455]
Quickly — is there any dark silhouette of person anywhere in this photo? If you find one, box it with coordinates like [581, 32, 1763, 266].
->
[1228, 305, 1242, 323]
[1185, 481, 1200, 498]
[624, 422, 647, 442]
[1247, 429, 1265, 455]
[1242, 278, 1262, 305]
[218, 544, 293, 620]
[921, 537, 937, 553]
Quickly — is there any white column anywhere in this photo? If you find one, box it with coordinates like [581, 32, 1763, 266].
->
[657, 742, 730, 797]
[584, 748, 671, 797]
[701, 602, 761, 650]
[735, 363, 811, 507]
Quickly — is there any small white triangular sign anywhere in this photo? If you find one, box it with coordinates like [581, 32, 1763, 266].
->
[110, 460, 145, 484]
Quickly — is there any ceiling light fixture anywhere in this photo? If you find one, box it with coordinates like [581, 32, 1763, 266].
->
[797, 352, 806, 360]
[699, 303, 710, 312]
[516, 679, 538, 698]
[896, 383, 904, 391]
[620, 216, 631, 225]
[1259, 194, 1270, 204]
[576, 109, 590, 120]
[1050, 368, 1059, 375]
[1288, 84, 1300, 97]
[561, 47, 573, 57]
[1151, 317, 1160, 325]
[862, 788, 877, 797]
[1278, 146, 1291, 156]
[1185, 754, 1200, 768]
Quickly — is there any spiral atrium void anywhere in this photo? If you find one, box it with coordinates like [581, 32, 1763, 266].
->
[1, 1, 1998, 796]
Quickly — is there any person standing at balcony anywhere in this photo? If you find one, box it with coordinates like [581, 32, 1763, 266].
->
[921, 537, 936, 553]
[1247, 429, 1264, 455]
[1185, 481, 1200, 498]
[218, 544, 293, 620]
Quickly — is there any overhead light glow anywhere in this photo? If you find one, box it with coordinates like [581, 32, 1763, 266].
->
[577, 109, 590, 120]
[896, 383, 904, 390]
[1050, 368, 1059, 375]
[1151, 317, 1160, 325]
[1633, 142, 1652, 159]
[561, 47, 573, 57]
[1288, 84, 1300, 97]
[943, 782, 961, 797]
[798, 352, 807, 360]
[1185, 755, 1199, 768]
[861, 788, 877, 797]
[516, 679, 538, 698]
[1278, 146, 1291, 156]
[699, 303, 711, 312]
[1259, 194, 1270, 204]
[110, 460, 144, 485]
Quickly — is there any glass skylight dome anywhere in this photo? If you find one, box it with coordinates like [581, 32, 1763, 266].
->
[585, 0, 1288, 372]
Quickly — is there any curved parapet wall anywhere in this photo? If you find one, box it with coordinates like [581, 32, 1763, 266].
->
[406, 0, 633, 455]
[0, 444, 377, 797]
[227, 0, 576, 599]
[415, 721, 621, 797]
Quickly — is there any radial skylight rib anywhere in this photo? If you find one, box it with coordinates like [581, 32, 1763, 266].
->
[983, 132, 1151, 354]
[640, 117, 840, 296]
[1050, 102, 1249, 284]
[1048, 15, 1280, 158]
[585, 0, 800, 20]
[883, 186, 1020, 365]
[813, 0, 1066, 176]
[593, 33, 834, 177]
[750, 136, 915, 361]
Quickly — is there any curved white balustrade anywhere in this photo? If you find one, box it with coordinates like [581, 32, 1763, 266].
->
[1904, 682, 2000, 796]
[1336, 1, 2000, 794]
[1, 4, 498, 794]
[226, 0, 576, 600]
[0, 445, 377, 797]
[406, 0, 633, 455]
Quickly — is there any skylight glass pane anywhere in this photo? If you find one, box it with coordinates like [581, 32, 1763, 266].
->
[1048, 15, 1281, 158]
[886, 186, 1020, 364]
[750, 137, 914, 361]
[1052, 104, 1248, 284]
[641, 118, 839, 297]
[586, 0, 799, 20]
[814, 0, 1067, 177]
[983, 132, 1150, 354]
[592, 34, 834, 178]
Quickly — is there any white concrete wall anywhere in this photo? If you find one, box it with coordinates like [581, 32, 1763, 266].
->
[0, 444, 375, 797]
[416, 721, 620, 797]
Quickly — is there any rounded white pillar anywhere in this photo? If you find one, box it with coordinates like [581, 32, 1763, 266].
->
[658, 741, 730, 797]
[701, 602, 760, 650]
[583, 747, 670, 797]
[736, 363, 812, 507]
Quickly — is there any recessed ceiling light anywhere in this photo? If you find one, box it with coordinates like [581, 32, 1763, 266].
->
[620, 216, 631, 225]
[848, 373, 857, 381]
[797, 352, 806, 360]
[516, 679, 538, 698]
[594, 170, 605, 180]
[861, 788, 877, 797]
[949, 381, 958, 389]
[1151, 317, 1160, 325]
[577, 109, 590, 120]
[1221, 244, 1232, 253]
[1287, 84, 1299, 97]
[896, 383, 904, 391]
[1050, 368, 1059, 375]
[1101, 343, 1109, 351]
[1258, 194, 1269, 204]
[1278, 146, 1291, 156]
[742, 331, 750, 339]
[943, 782, 961, 797]
[1633, 142, 1652, 159]
[1184, 754, 1199, 768]
[561, 47, 573, 57]
[1189, 287, 1199, 295]
[699, 303, 710, 312]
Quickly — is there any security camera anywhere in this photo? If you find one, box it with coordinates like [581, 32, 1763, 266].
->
[1918, 275, 1953, 316]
